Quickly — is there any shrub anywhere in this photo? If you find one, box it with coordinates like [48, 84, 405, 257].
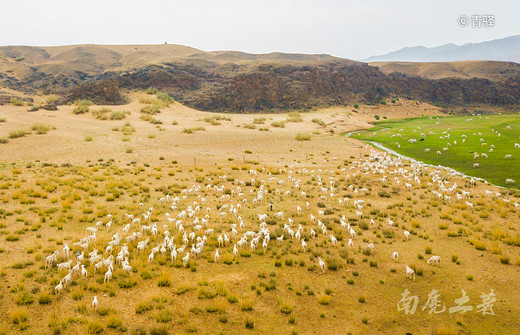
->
[241, 301, 254, 311]
[9, 130, 26, 139]
[141, 105, 161, 115]
[157, 275, 170, 287]
[0, 137, 8, 144]
[92, 107, 112, 120]
[38, 293, 52, 304]
[287, 112, 303, 122]
[16, 292, 34, 305]
[31, 124, 54, 134]
[317, 295, 330, 305]
[245, 318, 254, 329]
[85, 136, 93, 142]
[353, 103, 359, 108]
[106, 317, 122, 328]
[271, 121, 285, 128]
[73, 100, 92, 114]
[146, 87, 158, 94]
[156, 309, 172, 323]
[87, 321, 104, 334]
[312, 118, 326, 126]
[10, 308, 28, 324]
[295, 133, 311, 141]
[280, 304, 293, 314]
[11, 98, 24, 106]
[500, 256, 510, 265]
[150, 327, 169, 335]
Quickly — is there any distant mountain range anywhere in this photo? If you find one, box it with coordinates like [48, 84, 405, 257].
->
[364, 35, 520, 63]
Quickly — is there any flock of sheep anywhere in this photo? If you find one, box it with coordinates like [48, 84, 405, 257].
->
[40, 143, 518, 313]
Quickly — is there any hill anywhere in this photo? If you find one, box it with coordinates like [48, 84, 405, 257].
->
[364, 35, 520, 63]
[370, 60, 520, 82]
[1, 44, 520, 112]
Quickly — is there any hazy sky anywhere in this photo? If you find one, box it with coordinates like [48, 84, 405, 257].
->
[1, 0, 518, 60]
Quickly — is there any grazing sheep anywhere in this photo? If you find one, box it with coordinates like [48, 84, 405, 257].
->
[405, 265, 415, 281]
[391, 251, 399, 262]
[402, 231, 410, 242]
[427, 255, 441, 266]
[318, 257, 326, 273]
[506, 179, 516, 184]
[55, 280, 63, 295]
[92, 296, 98, 310]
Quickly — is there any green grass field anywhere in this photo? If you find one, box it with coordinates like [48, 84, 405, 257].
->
[351, 114, 520, 188]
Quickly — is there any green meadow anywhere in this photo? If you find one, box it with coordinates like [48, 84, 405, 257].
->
[351, 114, 520, 188]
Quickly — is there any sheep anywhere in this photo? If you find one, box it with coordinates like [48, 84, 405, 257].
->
[92, 296, 98, 310]
[57, 260, 72, 272]
[403, 231, 410, 240]
[505, 154, 512, 159]
[405, 265, 415, 281]
[55, 280, 63, 295]
[182, 252, 190, 267]
[505, 179, 516, 184]
[80, 265, 88, 278]
[367, 243, 374, 254]
[330, 234, 337, 247]
[317, 257, 326, 273]
[391, 251, 399, 262]
[301, 239, 307, 252]
[214, 249, 220, 263]
[427, 255, 441, 266]
[104, 269, 112, 283]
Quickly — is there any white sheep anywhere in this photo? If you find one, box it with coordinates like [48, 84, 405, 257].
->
[92, 296, 98, 310]
[403, 231, 410, 240]
[391, 251, 399, 262]
[318, 257, 326, 273]
[405, 265, 415, 281]
[427, 255, 441, 266]
[214, 249, 220, 263]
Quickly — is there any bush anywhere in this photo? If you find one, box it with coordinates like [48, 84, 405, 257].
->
[106, 317, 122, 328]
[10, 308, 28, 324]
[156, 309, 172, 323]
[16, 292, 34, 305]
[146, 87, 158, 94]
[312, 118, 326, 126]
[150, 327, 169, 335]
[353, 103, 359, 108]
[271, 121, 285, 128]
[31, 124, 54, 134]
[295, 133, 311, 141]
[87, 321, 104, 334]
[9, 129, 26, 139]
[92, 107, 112, 120]
[11, 98, 24, 106]
[141, 105, 161, 115]
[0, 137, 8, 144]
[500, 256, 510, 265]
[38, 293, 52, 304]
[317, 295, 330, 305]
[287, 112, 303, 122]
[245, 318, 254, 329]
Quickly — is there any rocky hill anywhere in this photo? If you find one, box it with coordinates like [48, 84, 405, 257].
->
[1, 44, 520, 111]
